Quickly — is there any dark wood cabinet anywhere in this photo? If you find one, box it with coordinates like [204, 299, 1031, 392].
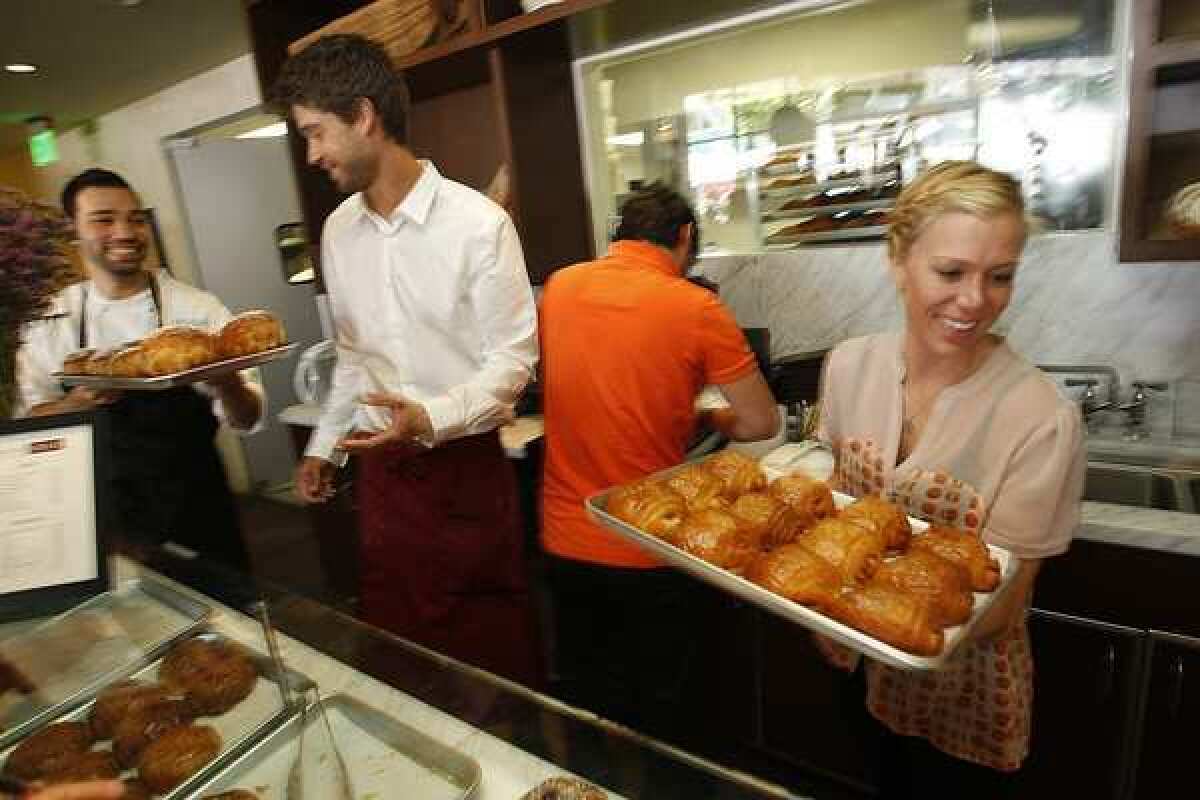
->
[1129, 631, 1200, 799]
[1016, 610, 1145, 799]
[1118, 0, 1200, 262]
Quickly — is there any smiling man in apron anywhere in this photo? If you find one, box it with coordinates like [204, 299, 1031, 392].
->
[17, 169, 264, 570]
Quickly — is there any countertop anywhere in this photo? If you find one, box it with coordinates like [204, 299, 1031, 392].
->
[279, 403, 544, 460]
[1079, 501, 1200, 557]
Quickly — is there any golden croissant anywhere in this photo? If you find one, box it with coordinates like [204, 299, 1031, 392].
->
[841, 495, 912, 551]
[730, 492, 807, 550]
[871, 550, 974, 628]
[703, 450, 767, 498]
[769, 473, 836, 521]
[798, 518, 886, 585]
[831, 583, 944, 656]
[674, 509, 757, 573]
[910, 525, 1002, 592]
[744, 543, 843, 611]
[666, 465, 731, 513]
[607, 480, 686, 542]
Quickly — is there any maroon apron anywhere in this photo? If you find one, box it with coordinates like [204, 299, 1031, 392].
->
[356, 431, 542, 687]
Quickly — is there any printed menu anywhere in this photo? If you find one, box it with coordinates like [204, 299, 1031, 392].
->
[0, 424, 98, 594]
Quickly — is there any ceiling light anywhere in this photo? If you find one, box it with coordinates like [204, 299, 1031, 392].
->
[236, 121, 289, 139]
[5, 64, 38, 74]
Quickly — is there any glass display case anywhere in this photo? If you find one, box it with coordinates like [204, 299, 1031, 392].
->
[574, 0, 1119, 256]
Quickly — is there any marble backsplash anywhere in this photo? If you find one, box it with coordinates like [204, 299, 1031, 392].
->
[696, 231, 1200, 439]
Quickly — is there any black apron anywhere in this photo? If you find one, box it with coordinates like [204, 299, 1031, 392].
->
[75, 278, 249, 570]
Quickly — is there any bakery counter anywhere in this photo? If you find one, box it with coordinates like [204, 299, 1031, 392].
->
[109, 547, 795, 800]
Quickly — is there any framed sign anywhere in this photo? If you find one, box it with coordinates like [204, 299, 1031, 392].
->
[0, 411, 110, 621]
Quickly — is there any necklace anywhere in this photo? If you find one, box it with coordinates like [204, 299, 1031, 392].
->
[899, 379, 941, 461]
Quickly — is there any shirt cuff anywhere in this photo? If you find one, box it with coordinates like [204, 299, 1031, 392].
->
[304, 426, 349, 467]
[423, 394, 464, 445]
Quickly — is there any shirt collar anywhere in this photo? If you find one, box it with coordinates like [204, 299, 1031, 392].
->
[353, 160, 441, 231]
[606, 239, 682, 278]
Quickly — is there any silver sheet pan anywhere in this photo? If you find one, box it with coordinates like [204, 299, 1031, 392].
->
[585, 466, 1017, 671]
[185, 692, 481, 800]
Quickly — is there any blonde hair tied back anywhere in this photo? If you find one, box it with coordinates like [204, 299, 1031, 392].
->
[887, 161, 1027, 262]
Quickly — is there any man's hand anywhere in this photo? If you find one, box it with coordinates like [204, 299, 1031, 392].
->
[338, 392, 434, 453]
[204, 372, 262, 430]
[294, 456, 335, 504]
[29, 387, 121, 417]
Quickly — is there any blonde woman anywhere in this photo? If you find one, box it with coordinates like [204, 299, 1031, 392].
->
[817, 161, 1085, 797]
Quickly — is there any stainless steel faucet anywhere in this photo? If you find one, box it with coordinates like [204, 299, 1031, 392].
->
[1038, 365, 1120, 405]
[1065, 378, 1113, 431]
[1118, 381, 1168, 440]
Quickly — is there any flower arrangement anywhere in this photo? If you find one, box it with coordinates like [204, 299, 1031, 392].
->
[0, 186, 80, 419]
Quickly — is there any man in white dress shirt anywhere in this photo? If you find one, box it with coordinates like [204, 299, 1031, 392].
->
[273, 35, 541, 685]
[18, 169, 264, 569]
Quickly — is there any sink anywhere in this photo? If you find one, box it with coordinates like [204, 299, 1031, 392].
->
[1085, 461, 1200, 514]
[1085, 435, 1200, 470]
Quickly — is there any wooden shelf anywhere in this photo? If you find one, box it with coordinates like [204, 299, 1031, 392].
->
[394, 0, 611, 70]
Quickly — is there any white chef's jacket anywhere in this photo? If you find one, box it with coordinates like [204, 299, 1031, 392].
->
[16, 270, 266, 432]
[305, 161, 538, 462]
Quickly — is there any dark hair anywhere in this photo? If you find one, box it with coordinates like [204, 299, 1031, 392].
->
[270, 34, 410, 144]
[61, 168, 132, 219]
[614, 182, 700, 264]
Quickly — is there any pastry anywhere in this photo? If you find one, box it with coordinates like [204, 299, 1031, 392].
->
[768, 474, 835, 521]
[780, 193, 830, 211]
[729, 492, 807, 550]
[90, 679, 178, 740]
[765, 216, 837, 243]
[841, 495, 912, 550]
[42, 751, 121, 783]
[159, 637, 258, 716]
[872, 550, 974, 628]
[1165, 181, 1200, 239]
[84, 348, 116, 376]
[798, 518, 886, 585]
[765, 174, 815, 190]
[521, 777, 608, 800]
[112, 692, 192, 767]
[910, 526, 1002, 592]
[703, 450, 766, 498]
[2, 721, 92, 781]
[139, 326, 218, 376]
[607, 480, 687, 542]
[217, 310, 286, 358]
[665, 465, 730, 513]
[203, 792, 260, 800]
[744, 543, 843, 610]
[831, 583, 944, 656]
[137, 724, 222, 794]
[108, 343, 148, 378]
[60, 348, 96, 375]
[674, 509, 756, 573]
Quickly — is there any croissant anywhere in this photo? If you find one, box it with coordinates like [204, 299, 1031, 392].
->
[704, 450, 767, 498]
[910, 525, 1002, 592]
[60, 349, 96, 376]
[798, 518, 886, 585]
[109, 344, 148, 378]
[871, 550, 974, 628]
[674, 509, 756, 573]
[607, 481, 686, 542]
[744, 543, 843, 611]
[831, 584, 944, 656]
[769, 474, 836, 521]
[841, 495, 912, 551]
[217, 310, 286, 358]
[666, 466, 731, 513]
[139, 327, 218, 376]
[729, 492, 807, 550]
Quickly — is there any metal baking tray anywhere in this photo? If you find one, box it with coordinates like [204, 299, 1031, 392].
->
[764, 225, 890, 248]
[585, 466, 1017, 671]
[763, 198, 893, 221]
[187, 693, 481, 800]
[0, 577, 212, 750]
[55, 343, 298, 391]
[0, 632, 308, 799]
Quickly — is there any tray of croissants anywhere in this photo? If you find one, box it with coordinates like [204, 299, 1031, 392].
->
[54, 311, 295, 391]
[586, 450, 1014, 671]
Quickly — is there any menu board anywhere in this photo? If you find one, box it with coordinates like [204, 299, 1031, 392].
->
[0, 413, 107, 618]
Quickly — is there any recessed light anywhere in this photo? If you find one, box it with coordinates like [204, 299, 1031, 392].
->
[236, 121, 289, 139]
[5, 64, 38, 74]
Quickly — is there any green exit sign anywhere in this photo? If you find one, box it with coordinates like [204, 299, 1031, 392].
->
[28, 129, 59, 167]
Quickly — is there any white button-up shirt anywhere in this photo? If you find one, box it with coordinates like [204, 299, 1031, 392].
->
[305, 162, 538, 461]
[16, 270, 266, 431]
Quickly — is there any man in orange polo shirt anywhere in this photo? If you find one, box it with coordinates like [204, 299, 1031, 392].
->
[539, 182, 778, 734]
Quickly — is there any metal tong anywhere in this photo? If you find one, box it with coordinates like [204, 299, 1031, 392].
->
[253, 601, 353, 800]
